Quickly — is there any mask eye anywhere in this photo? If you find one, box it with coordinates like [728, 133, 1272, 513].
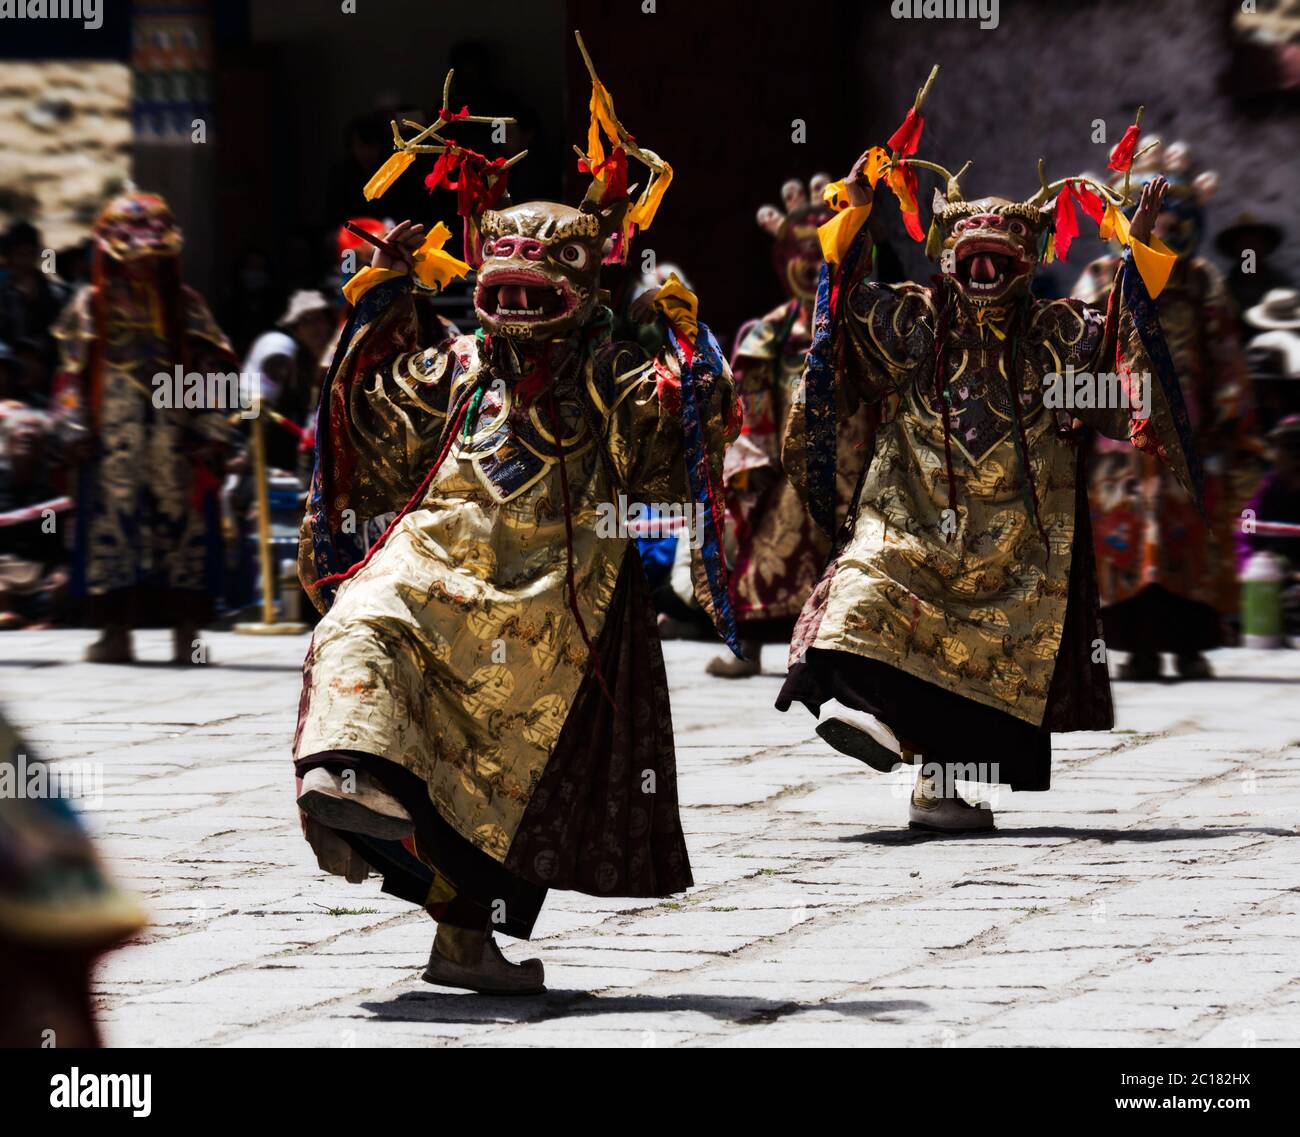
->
[556, 242, 590, 270]
[1008, 219, 1027, 237]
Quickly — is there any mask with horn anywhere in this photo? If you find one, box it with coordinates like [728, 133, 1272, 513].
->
[92, 191, 183, 262]
[843, 66, 1151, 308]
[358, 32, 672, 343]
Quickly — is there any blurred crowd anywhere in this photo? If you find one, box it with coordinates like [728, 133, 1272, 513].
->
[2, 147, 1300, 649]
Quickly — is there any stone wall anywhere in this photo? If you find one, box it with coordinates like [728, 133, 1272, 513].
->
[0, 61, 131, 251]
[854, 0, 1298, 288]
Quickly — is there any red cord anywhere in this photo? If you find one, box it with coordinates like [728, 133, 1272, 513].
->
[933, 287, 959, 537]
[309, 385, 477, 594]
[545, 389, 616, 710]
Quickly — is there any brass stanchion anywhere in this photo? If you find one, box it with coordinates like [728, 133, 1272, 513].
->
[235, 410, 307, 635]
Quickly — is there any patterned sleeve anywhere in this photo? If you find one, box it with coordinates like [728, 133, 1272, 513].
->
[299, 277, 459, 608]
[1082, 247, 1203, 510]
[783, 231, 929, 535]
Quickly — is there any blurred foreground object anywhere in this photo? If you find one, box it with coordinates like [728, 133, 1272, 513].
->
[0, 708, 145, 1047]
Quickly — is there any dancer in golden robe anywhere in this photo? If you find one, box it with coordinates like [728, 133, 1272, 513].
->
[293, 46, 740, 992]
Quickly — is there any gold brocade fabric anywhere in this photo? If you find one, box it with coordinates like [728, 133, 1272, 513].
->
[296, 291, 730, 862]
[786, 275, 1193, 727]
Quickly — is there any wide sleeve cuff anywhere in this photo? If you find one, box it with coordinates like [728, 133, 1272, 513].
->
[1130, 234, 1177, 300]
[818, 203, 872, 268]
[341, 266, 408, 307]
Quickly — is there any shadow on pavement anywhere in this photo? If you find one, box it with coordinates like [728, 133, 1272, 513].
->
[359, 990, 930, 1026]
[842, 825, 1295, 845]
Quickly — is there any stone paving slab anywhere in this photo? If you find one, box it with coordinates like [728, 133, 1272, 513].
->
[1, 630, 1297, 1047]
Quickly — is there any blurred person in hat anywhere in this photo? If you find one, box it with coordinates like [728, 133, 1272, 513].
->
[1244, 287, 1300, 378]
[51, 191, 238, 664]
[271, 289, 334, 471]
[1216, 213, 1289, 317]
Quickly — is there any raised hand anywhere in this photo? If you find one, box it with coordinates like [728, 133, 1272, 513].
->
[844, 148, 877, 209]
[1127, 175, 1168, 247]
[372, 220, 426, 273]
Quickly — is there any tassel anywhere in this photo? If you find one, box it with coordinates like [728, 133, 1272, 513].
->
[1054, 182, 1080, 261]
[887, 107, 925, 157]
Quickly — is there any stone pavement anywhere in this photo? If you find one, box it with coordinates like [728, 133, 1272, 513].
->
[2, 629, 1298, 1048]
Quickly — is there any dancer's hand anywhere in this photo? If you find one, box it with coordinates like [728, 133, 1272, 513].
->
[372, 220, 426, 273]
[844, 149, 877, 208]
[1128, 176, 1167, 247]
[629, 285, 661, 323]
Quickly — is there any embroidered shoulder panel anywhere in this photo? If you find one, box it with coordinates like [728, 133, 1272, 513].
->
[848, 280, 936, 375]
[1025, 298, 1106, 378]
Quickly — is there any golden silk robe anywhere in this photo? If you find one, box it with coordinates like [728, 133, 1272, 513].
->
[783, 263, 1198, 728]
[295, 280, 736, 866]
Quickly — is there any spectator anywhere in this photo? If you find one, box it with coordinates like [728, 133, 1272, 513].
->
[0, 220, 72, 402]
[0, 402, 68, 629]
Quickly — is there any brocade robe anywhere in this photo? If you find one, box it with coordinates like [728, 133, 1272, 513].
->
[783, 239, 1199, 730]
[295, 276, 737, 893]
[724, 300, 868, 638]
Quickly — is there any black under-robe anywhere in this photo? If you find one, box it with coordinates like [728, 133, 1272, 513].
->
[777, 452, 1115, 792]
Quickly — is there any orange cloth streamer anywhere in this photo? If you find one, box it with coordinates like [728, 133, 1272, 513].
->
[886, 161, 924, 242]
[628, 162, 674, 232]
[653, 272, 699, 345]
[1130, 234, 1177, 299]
[410, 221, 471, 291]
[363, 151, 415, 201]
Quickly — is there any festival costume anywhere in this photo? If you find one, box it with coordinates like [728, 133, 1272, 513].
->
[709, 177, 872, 677]
[775, 73, 1200, 820]
[51, 193, 236, 659]
[293, 48, 739, 983]
[1073, 143, 1262, 675]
